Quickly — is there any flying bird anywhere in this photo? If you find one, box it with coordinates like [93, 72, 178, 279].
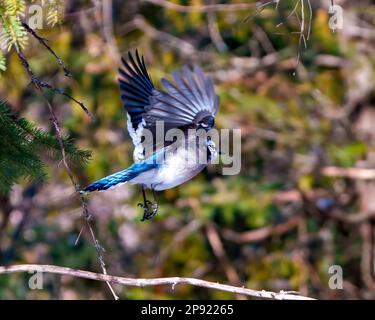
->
[81, 50, 219, 221]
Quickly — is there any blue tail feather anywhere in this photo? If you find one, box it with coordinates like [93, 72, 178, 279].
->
[81, 159, 158, 193]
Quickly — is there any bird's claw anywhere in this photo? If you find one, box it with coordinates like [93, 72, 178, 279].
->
[137, 200, 152, 208]
[138, 201, 158, 221]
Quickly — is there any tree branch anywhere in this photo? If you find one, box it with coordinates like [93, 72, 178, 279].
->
[222, 217, 301, 243]
[0, 264, 315, 300]
[21, 22, 72, 77]
[14, 39, 93, 120]
[143, 0, 263, 13]
[321, 166, 375, 180]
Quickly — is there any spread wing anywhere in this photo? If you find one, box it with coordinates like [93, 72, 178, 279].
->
[144, 64, 219, 129]
[118, 50, 219, 161]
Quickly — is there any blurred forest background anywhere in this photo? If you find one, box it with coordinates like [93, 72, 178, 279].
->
[1, 0, 375, 299]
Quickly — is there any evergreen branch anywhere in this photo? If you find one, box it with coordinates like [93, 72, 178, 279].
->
[3, 0, 26, 16]
[46, 0, 64, 27]
[16, 115, 91, 165]
[0, 99, 90, 193]
[0, 14, 28, 51]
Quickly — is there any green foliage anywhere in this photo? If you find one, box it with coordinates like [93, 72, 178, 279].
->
[45, 0, 63, 27]
[0, 6, 28, 51]
[0, 0, 27, 79]
[0, 99, 91, 194]
[0, 0, 64, 74]
[329, 143, 367, 167]
[0, 51, 6, 72]
[3, 0, 26, 16]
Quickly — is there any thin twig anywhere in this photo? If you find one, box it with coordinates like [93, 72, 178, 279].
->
[276, 0, 301, 28]
[306, 0, 312, 40]
[15, 40, 93, 119]
[276, 0, 313, 74]
[244, 0, 277, 22]
[300, 0, 305, 47]
[22, 22, 72, 77]
[0, 264, 316, 300]
[15, 47, 118, 300]
[79, 199, 119, 299]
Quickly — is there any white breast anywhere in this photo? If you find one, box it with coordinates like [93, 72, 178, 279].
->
[154, 147, 206, 190]
[129, 137, 216, 191]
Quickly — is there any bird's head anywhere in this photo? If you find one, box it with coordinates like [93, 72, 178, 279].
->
[198, 115, 215, 131]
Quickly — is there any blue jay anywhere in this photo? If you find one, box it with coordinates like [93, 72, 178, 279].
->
[81, 50, 219, 221]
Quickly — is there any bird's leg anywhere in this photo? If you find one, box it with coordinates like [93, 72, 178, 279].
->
[147, 189, 158, 219]
[138, 186, 153, 221]
[137, 187, 158, 221]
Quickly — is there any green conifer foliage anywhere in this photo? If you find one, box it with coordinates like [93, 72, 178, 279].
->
[0, 99, 91, 194]
[0, 0, 64, 73]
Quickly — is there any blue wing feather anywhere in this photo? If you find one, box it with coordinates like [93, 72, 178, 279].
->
[144, 65, 219, 127]
[118, 50, 154, 130]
